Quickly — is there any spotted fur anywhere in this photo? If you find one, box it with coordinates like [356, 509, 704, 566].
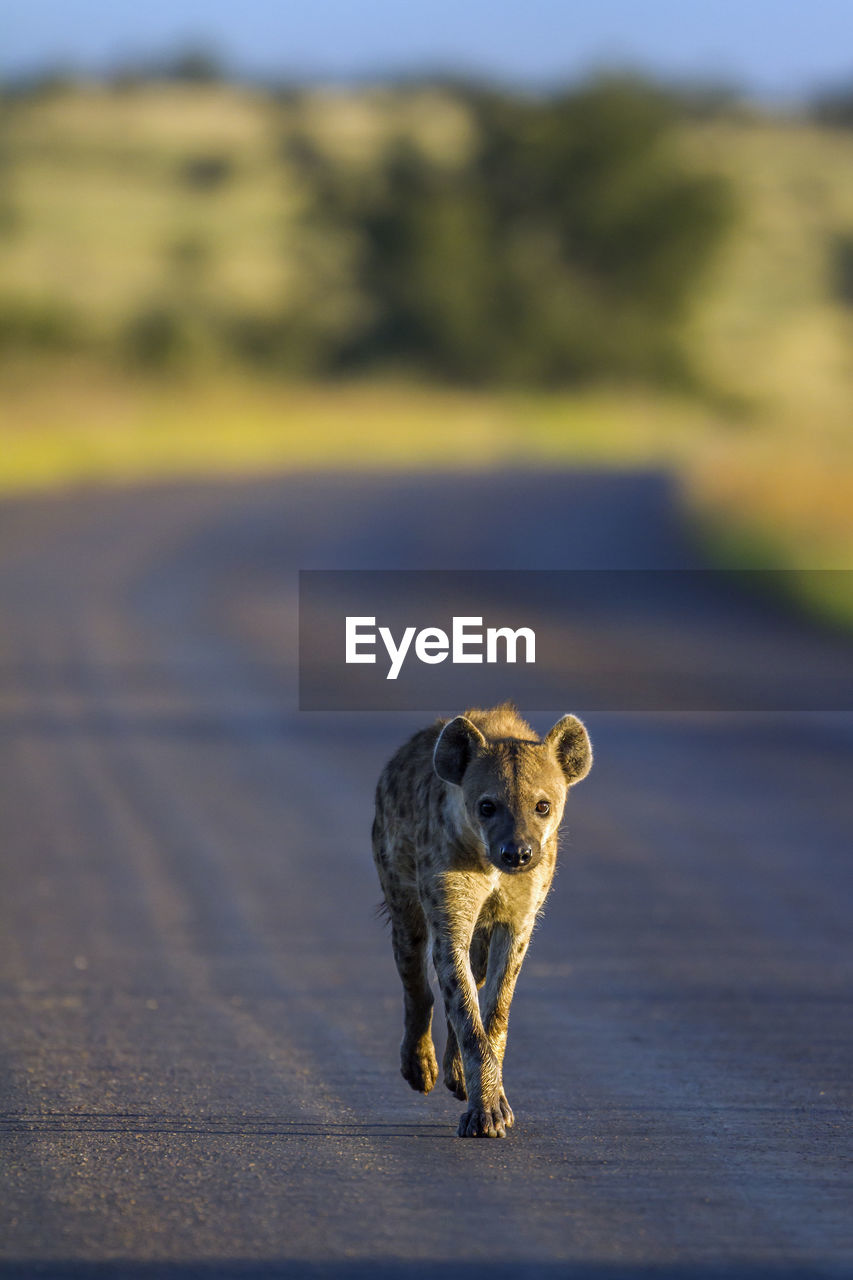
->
[372, 702, 592, 1138]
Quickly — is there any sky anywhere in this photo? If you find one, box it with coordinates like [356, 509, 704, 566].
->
[4, 0, 853, 100]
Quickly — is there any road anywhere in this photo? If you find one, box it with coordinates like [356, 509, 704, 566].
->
[0, 471, 851, 1279]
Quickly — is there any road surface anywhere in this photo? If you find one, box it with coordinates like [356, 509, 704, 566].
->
[1, 472, 851, 1278]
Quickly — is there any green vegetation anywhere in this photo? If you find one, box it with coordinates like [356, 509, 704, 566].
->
[0, 75, 851, 605]
[294, 80, 733, 384]
[0, 364, 723, 488]
[0, 76, 731, 383]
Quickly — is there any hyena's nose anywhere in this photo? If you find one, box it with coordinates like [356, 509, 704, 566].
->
[500, 842, 533, 869]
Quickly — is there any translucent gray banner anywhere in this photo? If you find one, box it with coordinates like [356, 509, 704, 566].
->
[298, 570, 853, 711]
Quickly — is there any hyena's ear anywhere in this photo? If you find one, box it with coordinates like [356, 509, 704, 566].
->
[545, 714, 592, 785]
[434, 716, 487, 786]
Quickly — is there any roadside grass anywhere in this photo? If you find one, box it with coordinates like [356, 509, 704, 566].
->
[1, 360, 851, 622]
[682, 428, 853, 626]
[0, 361, 718, 487]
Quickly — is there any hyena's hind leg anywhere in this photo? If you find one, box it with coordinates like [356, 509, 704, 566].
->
[390, 904, 439, 1093]
[373, 826, 438, 1094]
[378, 885, 438, 1094]
[443, 924, 490, 1101]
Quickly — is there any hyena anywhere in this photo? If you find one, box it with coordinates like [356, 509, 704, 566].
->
[372, 702, 592, 1138]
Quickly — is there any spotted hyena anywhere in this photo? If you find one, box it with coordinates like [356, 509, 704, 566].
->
[372, 702, 592, 1138]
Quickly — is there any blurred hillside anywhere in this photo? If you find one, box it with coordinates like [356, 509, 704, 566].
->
[0, 76, 734, 383]
[0, 76, 852, 588]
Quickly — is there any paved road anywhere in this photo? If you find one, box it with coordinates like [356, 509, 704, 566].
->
[0, 472, 851, 1279]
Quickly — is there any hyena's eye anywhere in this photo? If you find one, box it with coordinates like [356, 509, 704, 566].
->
[479, 799, 496, 818]
[535, 800, 550, 815]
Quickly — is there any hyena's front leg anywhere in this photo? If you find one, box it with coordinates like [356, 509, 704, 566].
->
[478, 920, 535, 1129]
[431, 914, 508, 1138]
[443, 925, 489, 1102]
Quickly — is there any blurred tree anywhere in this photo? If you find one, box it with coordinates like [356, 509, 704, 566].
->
[0, 296, 79, 351]
[179, 154, 234, 191]
[295, 77, 734, 385]
[162, 48, 225, 84]
[832, 232, 853, 305]
[812, 85, 853, 127]
[122, 305, 203, 370]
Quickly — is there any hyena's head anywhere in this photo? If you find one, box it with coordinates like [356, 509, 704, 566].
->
[433, 713, 592, 874]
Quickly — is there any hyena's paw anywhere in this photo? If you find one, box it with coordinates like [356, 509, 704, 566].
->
[457, 1100, 509, 1139]
[498, 1091, 515, 1129]
[400, 1037, 439, 1094]
[443, 1051, 467, 1101]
